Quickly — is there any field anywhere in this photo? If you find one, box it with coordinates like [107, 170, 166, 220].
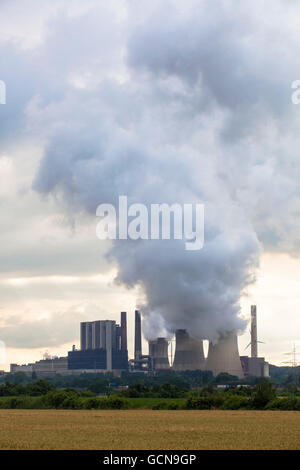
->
[124, 397, 186, 408]
[0, 409, 300, 449]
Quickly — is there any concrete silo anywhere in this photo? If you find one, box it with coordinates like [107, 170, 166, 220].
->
[148, 337, 170, 370]
[206, 333, 244, 379]
[172, 329, 205, 371]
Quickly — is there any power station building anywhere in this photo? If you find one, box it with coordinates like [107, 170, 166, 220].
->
[68, 315, 128, 372]
[10, 356, 68, 377]
[11, 313, 129, 377]
[80, 320, 122, 352]
[129, 310, 153, 372]
[134, 310, 142, 360]
[148, 337, 170, 370]
[147, 305, 269, 379]
[172, 329, 205, 371]
[240, 305, 269, 378]
[9, 305, 270, 379]
[206, 333, 244, 379]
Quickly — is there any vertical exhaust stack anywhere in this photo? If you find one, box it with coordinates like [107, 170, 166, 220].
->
[251, 305, 258, 358]
[148, 338, 170, 370]
[206, 333, 244, 379]
[172, 329, 205, 371]
[120, 311, 127, 351]
[134, 310, 142, 360]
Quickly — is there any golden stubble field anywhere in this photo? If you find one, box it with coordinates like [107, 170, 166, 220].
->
[0, 409, 299, 450]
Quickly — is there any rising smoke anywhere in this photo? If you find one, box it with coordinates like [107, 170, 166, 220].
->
[27, 0, 300, 342]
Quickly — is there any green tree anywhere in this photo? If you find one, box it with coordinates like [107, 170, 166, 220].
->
[214, 373, 238, 385]
[25, 379, 55, 396]
[251, 380, 275, 409]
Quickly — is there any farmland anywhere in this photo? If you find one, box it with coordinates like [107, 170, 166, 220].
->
[0, 409, 300, 450]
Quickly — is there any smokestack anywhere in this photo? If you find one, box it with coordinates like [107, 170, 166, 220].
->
[121, 311, 127, 351]
[134, 310, 142, 360]
[148, 337, 170, 370]
[251, 305, 257, 358]
[206, 333, 244, 379]
[172, 329, 205, 371]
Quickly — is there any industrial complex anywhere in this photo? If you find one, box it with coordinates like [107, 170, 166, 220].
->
[10, 306, 269, 379]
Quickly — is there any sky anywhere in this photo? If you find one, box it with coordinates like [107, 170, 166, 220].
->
[1, 0, 300, 370]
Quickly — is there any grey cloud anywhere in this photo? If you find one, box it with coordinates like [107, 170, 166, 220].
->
[0, 306, 93, 348]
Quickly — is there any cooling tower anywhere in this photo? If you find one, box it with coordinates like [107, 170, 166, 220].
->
[148, 337, 170, 370]
[172, 329, 205, 371]
[206, 333, 244, 379]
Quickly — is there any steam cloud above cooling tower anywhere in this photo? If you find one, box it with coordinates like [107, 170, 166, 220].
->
[21, 1, 300, 342]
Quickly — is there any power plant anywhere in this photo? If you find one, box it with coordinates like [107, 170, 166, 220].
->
[144, 305, 268, 378]
[172, 329, 205, 371]
[121, 311, 127, 351]
[69, 315, 128, 372]
[148, 338, 170, 370]
[240, 305, 269, 377]
[134, 310, 142, 360]
[251, 305, 258, 358]
[206, 333, 244, 379]
[10, 304, 269, 379]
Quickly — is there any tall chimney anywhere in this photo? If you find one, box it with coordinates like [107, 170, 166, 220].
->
[134, 310, 142, 360]
[172, 329, 205, 371]
[121, 311, 127, 351]
[206, 332, 244, 379]
[251, 305, 258, 358]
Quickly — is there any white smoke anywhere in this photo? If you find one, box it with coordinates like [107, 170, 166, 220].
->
[31, 43, 260, 341]
[4, 0, 298, 341]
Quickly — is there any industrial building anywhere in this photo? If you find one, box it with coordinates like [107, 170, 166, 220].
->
[134, 310, 142, 360]
[240, 305, 269, 378]
[206, 333, 244, 379]
[68, 348, 128, 372]
[68, 314, 128, 373]
[131, 305, 269, 378]
[148, 338, 170, 370]
[10, 312, 129, 377]
[10, 363, 34, 374]
[172, 329, 205, 371]
[147, 305, 269, 379]
[9, 305, 269, 379]
[129, 310, 152, 372]
[240, 356, 269, 377]
[10, 357, 68, 377]
[80, 319, 122, 352]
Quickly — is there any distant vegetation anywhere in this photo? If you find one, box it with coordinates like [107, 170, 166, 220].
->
[1, 369, 215, 390]
[1, 377, 300, 410]
[2, 364, 299, 391]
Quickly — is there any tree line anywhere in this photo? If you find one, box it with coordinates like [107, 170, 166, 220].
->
[1, 379, 300, 411]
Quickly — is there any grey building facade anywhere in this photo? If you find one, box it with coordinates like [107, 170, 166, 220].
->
[76, 317, 127, 372]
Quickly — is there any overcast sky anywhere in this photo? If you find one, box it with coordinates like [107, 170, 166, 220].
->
[1, 0, 300, 370]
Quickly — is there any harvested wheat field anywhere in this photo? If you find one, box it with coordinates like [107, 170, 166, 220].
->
[0, 409, 300, 450]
